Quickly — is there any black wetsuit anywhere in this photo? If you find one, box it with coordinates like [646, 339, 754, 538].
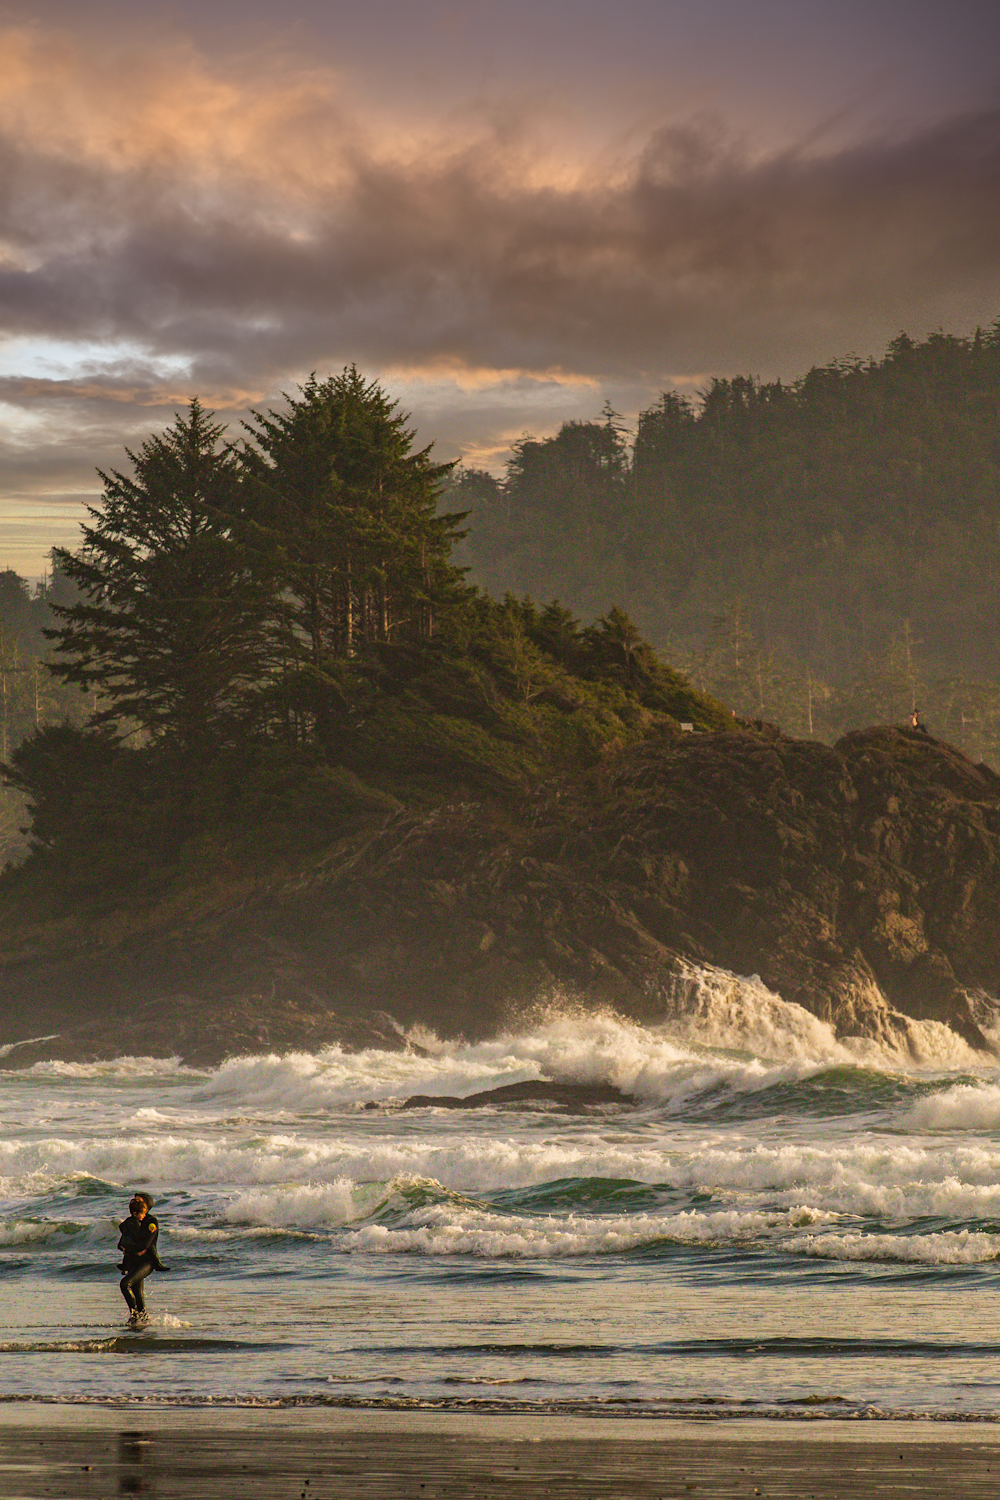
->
[118, 1214, 162, 1316]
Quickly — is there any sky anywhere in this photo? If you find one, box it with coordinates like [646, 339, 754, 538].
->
[1, 0, 998, 576]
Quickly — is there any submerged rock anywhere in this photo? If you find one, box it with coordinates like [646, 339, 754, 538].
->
[400, 1080, 631, 1111]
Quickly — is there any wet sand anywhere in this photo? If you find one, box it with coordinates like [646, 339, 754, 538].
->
[2, 1411, 1000, 1498]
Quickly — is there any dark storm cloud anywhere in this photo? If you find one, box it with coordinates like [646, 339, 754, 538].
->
[1, 93, 998, 391]
[0, 15, 998, 570]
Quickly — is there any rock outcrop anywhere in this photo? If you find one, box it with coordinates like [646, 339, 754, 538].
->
[3, 725, 1000, 1064]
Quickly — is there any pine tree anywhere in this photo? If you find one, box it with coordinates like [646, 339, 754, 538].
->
[241, 369, 466, 676]
[46, 401, 271, 753]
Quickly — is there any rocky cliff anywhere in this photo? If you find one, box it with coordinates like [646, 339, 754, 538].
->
[3, 725, 999, 1065]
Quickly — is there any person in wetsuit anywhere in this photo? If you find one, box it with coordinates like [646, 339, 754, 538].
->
[118, 1192, 164, 1325]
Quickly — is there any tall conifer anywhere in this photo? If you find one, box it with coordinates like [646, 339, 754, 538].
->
[47, 401, 271, 752]
[241, 368, 466, 669]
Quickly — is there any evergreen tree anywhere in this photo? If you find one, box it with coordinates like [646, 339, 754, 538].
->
[534, 601, 583, 671]
[0, 557, 94, 865]
[449, 468, 506, 559]
[584, 606, 652, 687]
[455, 317, 1000, 764]
[46, 401, 270, 753]
[0, 570, 42, 657]
[241, 368, 466, 680]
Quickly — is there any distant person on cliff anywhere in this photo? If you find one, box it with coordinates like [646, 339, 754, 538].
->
[117, 1192, 165, 1326]
[909, 708, 930, 735]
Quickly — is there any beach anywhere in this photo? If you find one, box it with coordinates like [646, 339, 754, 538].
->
[2, 1410, 1000, 1498]
[8, 992, 1000, 1494]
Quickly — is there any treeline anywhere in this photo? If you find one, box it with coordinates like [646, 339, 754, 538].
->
[0, 564, 90, 753]
[1, 369, 728, 894]
[0, 566, 93, 863]
[454, 320, 1000, 763]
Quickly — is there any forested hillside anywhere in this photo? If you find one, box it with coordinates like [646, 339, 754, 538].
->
[5, 362, 1000, 1065]
[454, 321, 1000, 762]
[0, 369, 728, 892]
[0, 565, 90, 863]
[6, 324, 998, 886]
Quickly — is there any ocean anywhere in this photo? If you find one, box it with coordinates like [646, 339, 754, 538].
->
[4, 966, 1000, 1423]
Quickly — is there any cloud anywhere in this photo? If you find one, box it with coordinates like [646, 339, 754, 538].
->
[2, 26, 998, 375]
[0, 19, 998, 568]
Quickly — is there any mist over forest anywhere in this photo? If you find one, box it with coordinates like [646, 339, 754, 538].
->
[2, 320, 1000, 881]
[0, 370, 728, 893]
[454, 321, 1000, 761]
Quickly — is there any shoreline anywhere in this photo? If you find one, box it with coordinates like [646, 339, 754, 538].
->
[4, 1399, 1000, 1429]
[2, 1410, 1000, 1498]
[2, 1403, 1000, 1440]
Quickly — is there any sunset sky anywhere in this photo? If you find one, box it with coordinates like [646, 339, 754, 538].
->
[1, 0, 998, 576]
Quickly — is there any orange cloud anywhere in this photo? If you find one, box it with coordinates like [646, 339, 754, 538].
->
[1, 15, 999, 570]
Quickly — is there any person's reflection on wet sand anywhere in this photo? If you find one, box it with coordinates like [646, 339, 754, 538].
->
[118, 1431, 155, 1495]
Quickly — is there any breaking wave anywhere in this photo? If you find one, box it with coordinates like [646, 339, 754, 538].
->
[901, 1081, 1000, 1132]
[8, 963, 1000, 1418]
[4, 964, 1000, 1273]
[178, 967, 991, 1121]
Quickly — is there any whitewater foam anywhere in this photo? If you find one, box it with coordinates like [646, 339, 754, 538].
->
[3, 966, 990, 1121]
[0, 1219, 91, 1248]
[6, 969, 1000, 1417]
[788, 1228, 1000, 1265]
[8, 1116, 1000, 1229]
[177, 971, 993, 1122]
[664, 962, 988, 1069]
[901, 1082, 1000, 1132]
[16, 1056, 201, 1082]
[341, 1201, 837, 1259]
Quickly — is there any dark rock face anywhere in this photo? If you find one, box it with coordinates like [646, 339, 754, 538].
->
[3, 726, 999, 1065]
[595, 726, 1000, 1049]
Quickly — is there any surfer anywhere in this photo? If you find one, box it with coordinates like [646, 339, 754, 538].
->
[117, 1192, 164, 1326]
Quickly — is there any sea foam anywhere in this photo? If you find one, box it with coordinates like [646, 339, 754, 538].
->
[184, 965, 990, 1118]
[900, 1082, 1000, 1132]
